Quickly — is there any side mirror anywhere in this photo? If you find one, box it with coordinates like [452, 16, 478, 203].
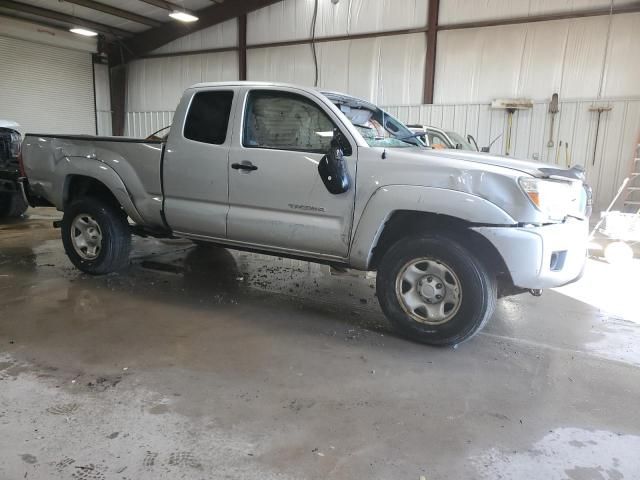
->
[467, 134, 479, 152]
[317, 130, 351, 195]
[455, 143, 463, 149]
[481, 146, 490, 153]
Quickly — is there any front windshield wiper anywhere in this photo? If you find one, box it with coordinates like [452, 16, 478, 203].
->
[392, 131, 428, 146]
[396, 131, 426, 141]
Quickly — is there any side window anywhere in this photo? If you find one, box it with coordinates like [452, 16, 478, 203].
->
[428, 132, 449, 150]
[243, 90, 337, 153]
[184, 91, 234, 145]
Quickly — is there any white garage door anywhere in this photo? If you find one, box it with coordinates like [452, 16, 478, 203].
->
[0, 35, 96, 135]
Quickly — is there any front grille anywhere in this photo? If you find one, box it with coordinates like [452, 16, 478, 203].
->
[0, 129, 21, 168]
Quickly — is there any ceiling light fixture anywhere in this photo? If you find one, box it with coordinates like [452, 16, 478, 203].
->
[169, 10, 199, 22]
[69, 27, 98, 36]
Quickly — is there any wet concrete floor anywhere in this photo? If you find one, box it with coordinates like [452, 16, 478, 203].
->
[1, 208, 639, 479]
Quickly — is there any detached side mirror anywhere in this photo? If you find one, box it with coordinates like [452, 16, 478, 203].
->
[318, 129, 351, 195]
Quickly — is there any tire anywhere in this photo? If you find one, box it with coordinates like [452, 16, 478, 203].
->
[61, 198, 131, 275]
[376, 234, 497, 346]
[0, 191, 28, 218]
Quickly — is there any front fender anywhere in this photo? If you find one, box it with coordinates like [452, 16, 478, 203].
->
[348, 185, 516, 270]
[53, 157, 145, 224]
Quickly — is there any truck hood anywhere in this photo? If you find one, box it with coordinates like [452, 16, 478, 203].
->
[418, 149, 581, 180]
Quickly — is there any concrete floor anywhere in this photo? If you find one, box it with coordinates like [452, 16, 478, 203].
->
[1, 208, 640, 480]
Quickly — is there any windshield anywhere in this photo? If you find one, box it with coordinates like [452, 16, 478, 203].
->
[445, 131, 475, 151]
[324, 93, 423, 148]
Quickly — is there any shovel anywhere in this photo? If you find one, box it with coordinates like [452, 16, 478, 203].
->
[547, 93, 559, 148]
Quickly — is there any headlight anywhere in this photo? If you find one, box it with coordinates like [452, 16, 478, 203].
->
[519, 177, 575, 221]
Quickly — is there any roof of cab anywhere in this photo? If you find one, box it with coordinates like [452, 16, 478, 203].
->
[190, 80, 312, 90]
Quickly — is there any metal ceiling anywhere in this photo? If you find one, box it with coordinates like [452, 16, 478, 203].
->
[0, 0, 226, 38]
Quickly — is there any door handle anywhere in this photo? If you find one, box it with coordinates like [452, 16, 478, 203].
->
[231, 161, 258, 172]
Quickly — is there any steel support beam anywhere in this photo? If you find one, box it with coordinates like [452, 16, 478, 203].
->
[439, 3, 640, 31]
[0, 0, 130, 37]
[116, 0, 282, 62]
[423, 0, 439, 104]
[62, 0, 162, 28]
[137, 27, 430, 60]
[238, 14, 247, 80]
[109, 65, 126, 136]
[137, 0, 185, 11]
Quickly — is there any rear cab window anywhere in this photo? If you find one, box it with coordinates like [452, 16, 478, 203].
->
[184, 90, 234, 145]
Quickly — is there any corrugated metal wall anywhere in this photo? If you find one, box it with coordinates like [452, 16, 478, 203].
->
[150, 18, 238, 55]
[247, 33, 426, 105]
[435, 13, 640, 103]
[247, 0, 428, 42]
[126, 51, 239, 113]
[123, 0, 640, 211]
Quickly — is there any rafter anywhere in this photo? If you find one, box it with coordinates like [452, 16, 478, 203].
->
[136, 0, 185, 11]
[115, 0, 282, 62]
[0, 0, 131, 37]
[62, 0, 162, 28]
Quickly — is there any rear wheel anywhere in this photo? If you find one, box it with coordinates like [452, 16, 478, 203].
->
[376, 234, 497, 346]
[61, 198, 131, 275]
[0, 191, 28, 219]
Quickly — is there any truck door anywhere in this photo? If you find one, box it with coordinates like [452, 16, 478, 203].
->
[163, 88, 235, 238]
[227, 88, 357, 259]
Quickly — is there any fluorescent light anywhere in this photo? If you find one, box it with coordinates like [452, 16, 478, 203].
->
[169, 10, 199, 22]
[69, 27, 98, 36]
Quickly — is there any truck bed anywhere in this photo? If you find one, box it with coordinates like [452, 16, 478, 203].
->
[22, 134, 166, 229]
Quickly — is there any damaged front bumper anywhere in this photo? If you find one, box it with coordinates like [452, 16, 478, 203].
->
[473, 218, 589, 290]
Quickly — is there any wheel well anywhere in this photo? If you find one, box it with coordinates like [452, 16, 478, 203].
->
[368, 210, 512, 282]
[64, 175, 122, 211]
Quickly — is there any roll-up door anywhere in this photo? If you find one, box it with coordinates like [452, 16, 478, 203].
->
[0, 35, 95, 134]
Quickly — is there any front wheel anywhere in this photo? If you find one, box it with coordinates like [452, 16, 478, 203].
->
[61, 198, 131, 275]
[376, 234, 497, 346]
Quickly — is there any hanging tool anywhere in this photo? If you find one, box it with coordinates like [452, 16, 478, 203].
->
[547, 93, 559, 148]
[555, 140, 562, 164]
[565, 142, 571, 168]
[589, 105, 612, 166]
[491, 98, 533, 156]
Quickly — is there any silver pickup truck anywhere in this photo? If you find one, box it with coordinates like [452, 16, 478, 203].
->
[21, 81, 591, 346]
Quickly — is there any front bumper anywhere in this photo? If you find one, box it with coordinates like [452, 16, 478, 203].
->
[473, 218, 589, 289]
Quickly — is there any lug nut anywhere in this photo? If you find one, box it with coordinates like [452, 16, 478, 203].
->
[427, 276, 433, 282]
[436, 283, 442, 289]
[435, 294, 442, 300]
